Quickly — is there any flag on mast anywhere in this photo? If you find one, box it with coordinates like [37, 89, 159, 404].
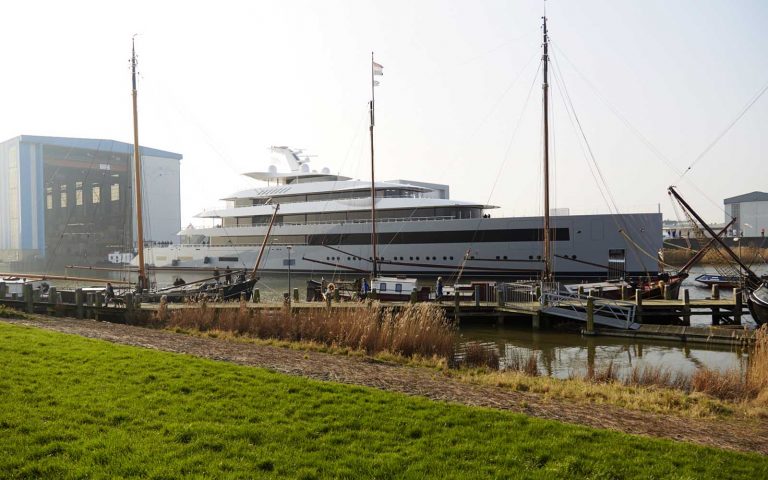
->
[373, 80, 380, 86]
[372, 61, 383, 76]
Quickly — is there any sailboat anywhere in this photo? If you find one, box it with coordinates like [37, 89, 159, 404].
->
[668, 186, 768, 325]
[128, 39, 261, 303]
[365, 54, 430, 301]
[535, 17, 698, 299]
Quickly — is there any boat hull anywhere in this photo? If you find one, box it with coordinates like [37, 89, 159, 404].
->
[748, 283, 768, 326]
[140, 213, 663, 282]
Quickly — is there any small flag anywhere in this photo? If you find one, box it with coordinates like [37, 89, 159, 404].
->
[373, 80, 380, 87]
[373, 61, 383, 76]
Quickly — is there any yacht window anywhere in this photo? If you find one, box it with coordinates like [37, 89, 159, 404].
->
[379, 283, 387, 292]
[410, 257, 413, 261]
[537, 255, 541, 260]
[496, 256, 500, 260]
[443, 256, 447, 261]
[450, 256, 454, 260]
[529, 256, 533, 260]
[395, 284, 402, 293]
[503, 256, 508, 260]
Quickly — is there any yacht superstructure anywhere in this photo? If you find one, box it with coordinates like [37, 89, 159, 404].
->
[138, 147, 662, 280]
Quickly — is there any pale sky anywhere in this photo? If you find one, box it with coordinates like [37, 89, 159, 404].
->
[1, 0, 766, 226]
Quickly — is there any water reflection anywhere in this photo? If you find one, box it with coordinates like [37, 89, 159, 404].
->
[459, 322, 749, 379]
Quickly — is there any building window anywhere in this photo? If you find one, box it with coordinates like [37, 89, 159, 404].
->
[60, 185, 68, 208]
[111, 184, 120, 201]
[92, 185, 101, 204]
[75, 182, 83, 206]
[46, 187, 53, 210]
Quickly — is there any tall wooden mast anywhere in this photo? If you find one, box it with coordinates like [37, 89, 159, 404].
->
[131, 37, 147, 291]
[541, 16, 552, 280]
[369, 51, 378, 278]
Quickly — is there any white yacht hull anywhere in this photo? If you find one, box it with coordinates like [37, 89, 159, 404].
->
[138, 213, 662, 281]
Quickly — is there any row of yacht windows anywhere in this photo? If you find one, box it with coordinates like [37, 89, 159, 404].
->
[233, 188, 423, 207]
[326, 256, 457, 262]
[223, 207, 483, 227]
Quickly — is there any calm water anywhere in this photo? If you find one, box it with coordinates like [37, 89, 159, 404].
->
[17, 264, 768, 378]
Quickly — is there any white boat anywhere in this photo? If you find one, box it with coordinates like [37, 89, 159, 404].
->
[137, 146, 662, 281]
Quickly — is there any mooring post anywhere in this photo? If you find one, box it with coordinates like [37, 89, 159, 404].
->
[663, 283, 671, 300]
[734, 288, 742, 325]
[711, 284, 720, 300]
[293, 288, 299, 303]
[252, 288, 260, 304]
[620, 285, 627, 301]
[474, 284, 481, 307]
[48, 287, 57, 305]
[124, 292, 134, 322]
[0, 282, 6, 299]
[577, 285, 584, 297]
[454, 291, 460, 322]
[635, 289, 643, 324]
[585, 296, 595, 334]
[23, 284, 34, 314]
[75, 288, 84, 319]
[682, 289, 691, 326]
[595, 286, 603, 298]
[409, 288, 417, 304]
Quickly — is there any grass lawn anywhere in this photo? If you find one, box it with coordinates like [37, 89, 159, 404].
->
[0, 322, 766, 479]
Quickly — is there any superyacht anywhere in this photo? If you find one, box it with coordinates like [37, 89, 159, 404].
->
[138, 146, 662, 281]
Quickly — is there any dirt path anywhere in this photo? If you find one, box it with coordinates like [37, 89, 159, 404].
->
[4, 316, 767, 455]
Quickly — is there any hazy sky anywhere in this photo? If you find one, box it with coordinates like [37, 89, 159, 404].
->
[1, 0, 766, 226]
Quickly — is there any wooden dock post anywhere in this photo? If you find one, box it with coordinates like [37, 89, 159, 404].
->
[635, 289, 643, 324]
[585, 296, 595, 334]
[293, 288, 299, 302]
[48, 287, 57, 305]
[620, 285, 627, 301]
[253, 288, 261, 303]
[124, 293, 134, 322]
[454, 291, 460, 322]
[663, 283, 671, 300]
[577, 285, 584, 296]
[23, 284, 34, 314]
[682, 289, 691, 326]
[711, 284, 720, 300]
[595, 286, 603, 298]
[75, 288, 84, 319]
[734, 288, 742, 325]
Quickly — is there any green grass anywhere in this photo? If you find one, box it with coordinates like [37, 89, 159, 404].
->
[0, 323, 766, 479]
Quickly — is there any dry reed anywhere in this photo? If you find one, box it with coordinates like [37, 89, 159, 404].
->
[161, 302, 456, 360]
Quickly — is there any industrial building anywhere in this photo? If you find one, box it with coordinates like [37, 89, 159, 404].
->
[0, 135, 182, 267]
[724, 191, 768, 237]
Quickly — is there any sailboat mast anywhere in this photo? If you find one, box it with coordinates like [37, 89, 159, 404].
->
[541, 16, 552, 280]
[369, 51, 378, 278]
[131, 38, 147, 290]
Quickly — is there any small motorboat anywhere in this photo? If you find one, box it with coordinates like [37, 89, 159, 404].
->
[694, 274, 743, 289]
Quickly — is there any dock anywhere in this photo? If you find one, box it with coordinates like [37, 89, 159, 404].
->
[0, 281, 756, 347]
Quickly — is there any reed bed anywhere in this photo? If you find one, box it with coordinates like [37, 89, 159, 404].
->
[157, 301, 457, 360]
[503, 349, 539, 376]
[0, 305, 25, 319]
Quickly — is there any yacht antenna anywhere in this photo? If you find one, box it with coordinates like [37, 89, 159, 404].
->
[541, 16, 552, 280]
[131, 36, 148, 291]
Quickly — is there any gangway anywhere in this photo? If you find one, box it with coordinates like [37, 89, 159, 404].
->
[540, 290, 639, 330]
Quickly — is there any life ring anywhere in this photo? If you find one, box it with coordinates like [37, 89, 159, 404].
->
[327, 283, 336, 292]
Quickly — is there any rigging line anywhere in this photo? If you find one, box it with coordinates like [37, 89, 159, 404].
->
[550, 41, 682, 177]
[680, 77, 768, 179]
[479, 59, 544, 224]
[619, 230, 677, 270]
[550, 56, 650, 275]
